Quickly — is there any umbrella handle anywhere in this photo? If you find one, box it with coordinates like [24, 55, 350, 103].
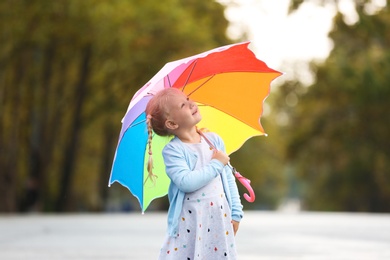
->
[234, 170, 256, 203]
[197, 129, 256, 203]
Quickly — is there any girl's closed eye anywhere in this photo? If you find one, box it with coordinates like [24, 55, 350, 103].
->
[181, 97, 190, 108]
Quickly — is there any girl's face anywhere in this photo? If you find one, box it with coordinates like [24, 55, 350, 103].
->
[165, 91, 202, 130]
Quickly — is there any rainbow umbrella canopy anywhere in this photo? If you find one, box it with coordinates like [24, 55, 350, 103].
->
[109, 42, 282, 212]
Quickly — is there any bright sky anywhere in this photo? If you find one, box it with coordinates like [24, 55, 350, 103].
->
[222, 0, 335, 84]
[221, 0, 386, 84]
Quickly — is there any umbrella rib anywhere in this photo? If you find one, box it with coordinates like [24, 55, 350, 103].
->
[129, 119, 147, 128]
[198, 104, 263, 133]
[167, 75, 172, 87]
[181, 60, 198, 92]
[187, 74, 215, 97]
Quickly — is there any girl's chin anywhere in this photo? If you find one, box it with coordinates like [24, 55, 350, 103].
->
[195, 115, 202, 123]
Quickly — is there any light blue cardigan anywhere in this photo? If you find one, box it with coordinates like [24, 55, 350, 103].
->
[162, 132, 244, 237]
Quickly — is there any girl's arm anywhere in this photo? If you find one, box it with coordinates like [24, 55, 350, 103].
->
[163, 144, 224, 193]
[225, 165, 244, 221]
[213, 133, 244, 221]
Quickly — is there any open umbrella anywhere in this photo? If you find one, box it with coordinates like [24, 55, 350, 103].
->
[109, 42, 282, 212]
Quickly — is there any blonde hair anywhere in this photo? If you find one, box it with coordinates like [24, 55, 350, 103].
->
[145, 88, 181, 183]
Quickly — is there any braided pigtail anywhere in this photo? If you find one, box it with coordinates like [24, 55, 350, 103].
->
[144, 88, 180, 185]
[146, 114, 158, 185]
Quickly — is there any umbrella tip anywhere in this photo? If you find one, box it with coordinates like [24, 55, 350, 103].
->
[264, 133, 268, 137]
[142, 211, 145, 215]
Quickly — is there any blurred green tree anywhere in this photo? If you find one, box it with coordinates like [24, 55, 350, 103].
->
[278, 2, 390, 211]
[230, 120, 288, 210]
[0, 0, 230, 212]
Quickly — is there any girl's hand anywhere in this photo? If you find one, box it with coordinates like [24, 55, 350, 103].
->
[232, 220, 240, 235]
[212, 149, 229, 165]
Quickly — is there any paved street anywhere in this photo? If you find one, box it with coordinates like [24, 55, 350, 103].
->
[0, 211, 389, 259]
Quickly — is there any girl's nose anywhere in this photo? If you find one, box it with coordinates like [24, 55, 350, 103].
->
[189, 101, 194, 108]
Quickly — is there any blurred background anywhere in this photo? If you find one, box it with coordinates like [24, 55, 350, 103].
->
[1, 0, 389, 214]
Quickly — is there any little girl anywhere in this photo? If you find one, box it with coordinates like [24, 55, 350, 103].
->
[145, 88, 243, 260]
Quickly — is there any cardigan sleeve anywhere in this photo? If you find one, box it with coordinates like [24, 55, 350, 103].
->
[225, 166, 244, 221]
[162, 142, 224, 193]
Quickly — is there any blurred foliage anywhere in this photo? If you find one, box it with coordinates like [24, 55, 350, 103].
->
[277, 1, 390, 212]
[4, 0, 388, 214]
[0, 0, 232, 212]
[230, 121, 288, 210]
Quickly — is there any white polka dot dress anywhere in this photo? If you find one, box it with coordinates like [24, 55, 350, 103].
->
[158, 138, 237, 260]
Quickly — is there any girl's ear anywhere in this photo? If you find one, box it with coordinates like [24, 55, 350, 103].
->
[165, 119, 178, 130]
